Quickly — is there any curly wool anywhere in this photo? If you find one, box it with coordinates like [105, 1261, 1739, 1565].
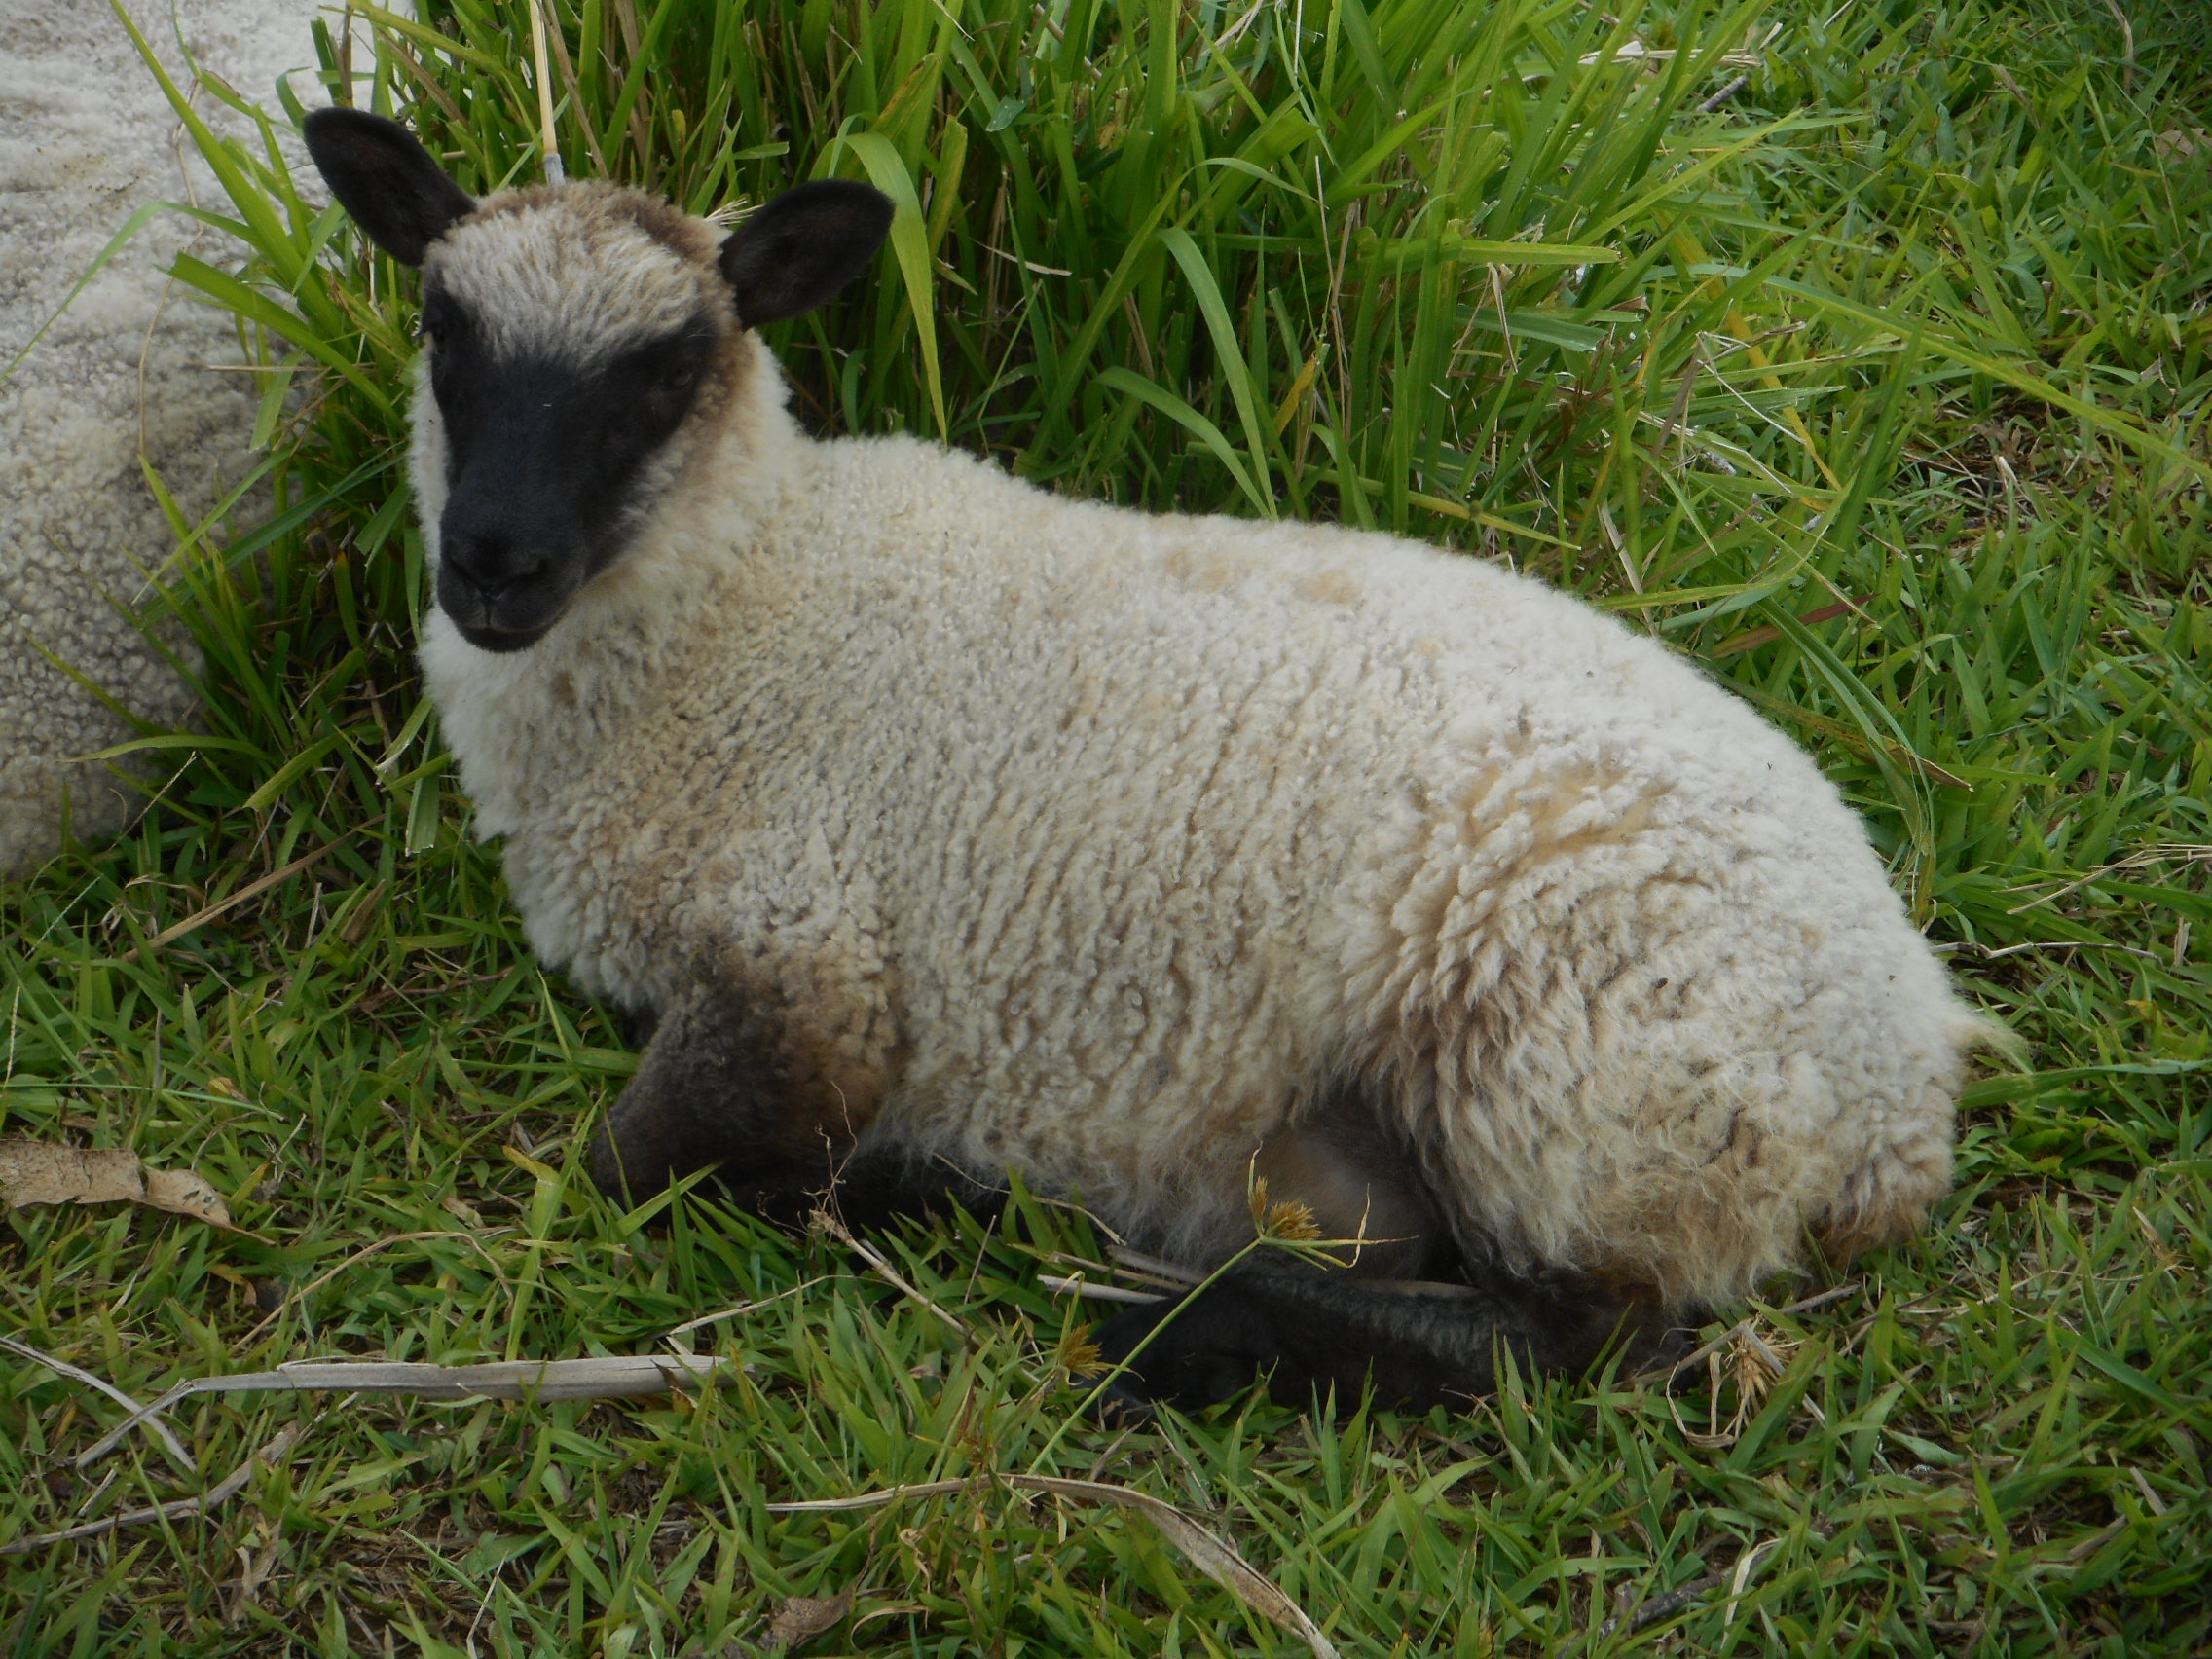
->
[414, 189, 1988, 1309]
[0, 0, 338, 880]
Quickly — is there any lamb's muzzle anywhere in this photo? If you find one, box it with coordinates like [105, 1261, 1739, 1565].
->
[305, 109, 2002, 1417]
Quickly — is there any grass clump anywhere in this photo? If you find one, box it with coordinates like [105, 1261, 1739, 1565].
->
[4, 0, 2209, 1652]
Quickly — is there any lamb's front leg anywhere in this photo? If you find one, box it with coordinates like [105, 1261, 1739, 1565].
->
[588, 965, 885, 1221]
[587, 970, 996, 1233]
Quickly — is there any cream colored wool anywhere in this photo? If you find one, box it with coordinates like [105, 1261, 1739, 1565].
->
[413, 186, 1988, 1309]
[0, 0, 366, 879]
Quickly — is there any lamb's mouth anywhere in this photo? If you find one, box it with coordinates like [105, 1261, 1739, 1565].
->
[454, 616, 557, 653]
[434, 555, 577, 653]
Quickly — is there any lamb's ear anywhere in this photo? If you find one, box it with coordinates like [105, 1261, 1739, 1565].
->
[718, 181, 895, 328]
[303, 108, 475, 267]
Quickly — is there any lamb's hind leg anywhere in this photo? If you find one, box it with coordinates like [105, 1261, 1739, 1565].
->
[1093, 1102, 1681, 1414]
[1091, 1267, 1676, 1415]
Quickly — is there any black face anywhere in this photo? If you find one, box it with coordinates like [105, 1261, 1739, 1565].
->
[424, 283, 716, 651]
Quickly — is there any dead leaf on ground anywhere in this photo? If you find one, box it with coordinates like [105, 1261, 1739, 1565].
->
[225, 1524, 283, 1626]
[2155, 128, 2209, 166]
[440, 1193, 486, 1229]
[0, 1142, 233, 1228]
[763, 1585, 854, 1652]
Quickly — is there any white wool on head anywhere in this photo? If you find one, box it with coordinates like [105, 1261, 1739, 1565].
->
[425, 183, 730, 367]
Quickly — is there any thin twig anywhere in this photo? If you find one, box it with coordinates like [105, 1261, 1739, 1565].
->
[2005, 845, 2212, 914]
[3, 1425, 301, 1557]
[526, 0, 565, 184]
[133, 1355, 739, 1399]
[1699, 74, 1750, 113]
[1028, 1249, 1188, 1291]
[813, 1212, 970, 1337]
[0, 1335, 195, 1471]
[72, 1351, 721, 1467]
[122, 832, 354, 962]
[1038, 1274, 1167, 1306]
[664, 1276, 830, 1337]
[1937, 940, 2161, 963]
[764, 1477, 973, 1514]
[1766, 1283, 1862, 1319]
[1105, 1245, 1202, 1287]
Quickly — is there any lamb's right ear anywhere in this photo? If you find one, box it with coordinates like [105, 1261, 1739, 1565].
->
[303, 108, 475, 267]
[717, 180, 895, 328]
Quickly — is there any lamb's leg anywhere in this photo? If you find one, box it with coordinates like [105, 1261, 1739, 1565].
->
[1089, 1267, 1679, 1415]
[1082, 1096, 1680, 1413]
[589, 976, 876, 1209]
[588, 978, 997, 1234]
[722, 1145, 1009, 1234]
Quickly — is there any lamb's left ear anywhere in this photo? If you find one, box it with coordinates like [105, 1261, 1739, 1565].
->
[718, 181, 895, 328]
[303, 108, 475, 266]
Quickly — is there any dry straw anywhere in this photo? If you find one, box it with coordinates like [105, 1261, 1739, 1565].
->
[525, 0, 564, 183]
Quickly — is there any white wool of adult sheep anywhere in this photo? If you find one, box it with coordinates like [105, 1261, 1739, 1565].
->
[0, 0, 354, 880]
[307, 111, 2003, 1409]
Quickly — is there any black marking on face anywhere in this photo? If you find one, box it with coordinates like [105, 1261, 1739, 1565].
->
[424, 282, 718, 650]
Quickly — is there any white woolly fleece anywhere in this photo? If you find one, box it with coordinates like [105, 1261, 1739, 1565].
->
[0, 0, 385, 879]
[411, 195, 1987, 1309]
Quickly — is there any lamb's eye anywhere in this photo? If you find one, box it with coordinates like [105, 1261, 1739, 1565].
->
[659, 365, 698, 394]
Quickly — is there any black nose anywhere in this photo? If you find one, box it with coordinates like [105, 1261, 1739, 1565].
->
[444, 528, 548, 603]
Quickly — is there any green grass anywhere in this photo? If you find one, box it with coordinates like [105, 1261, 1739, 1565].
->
[4, 0, 2209, 1651]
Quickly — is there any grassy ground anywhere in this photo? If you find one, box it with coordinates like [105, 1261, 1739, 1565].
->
[4, 0, 2210, 1651]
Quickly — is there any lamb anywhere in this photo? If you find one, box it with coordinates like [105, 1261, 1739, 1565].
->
[304, 107, 1997, 1414]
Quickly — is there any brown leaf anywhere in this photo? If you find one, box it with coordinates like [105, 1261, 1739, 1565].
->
[0, 1143, 145, 1206]
[225, 1526, 282, 1626]
[763, 1585, 853, 1652]
[144, 1167, 234, 1228]
[2155, 128, 2209, 166]
[0, 1142, 232, 1229]
[440, 1194, 486, 1229]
